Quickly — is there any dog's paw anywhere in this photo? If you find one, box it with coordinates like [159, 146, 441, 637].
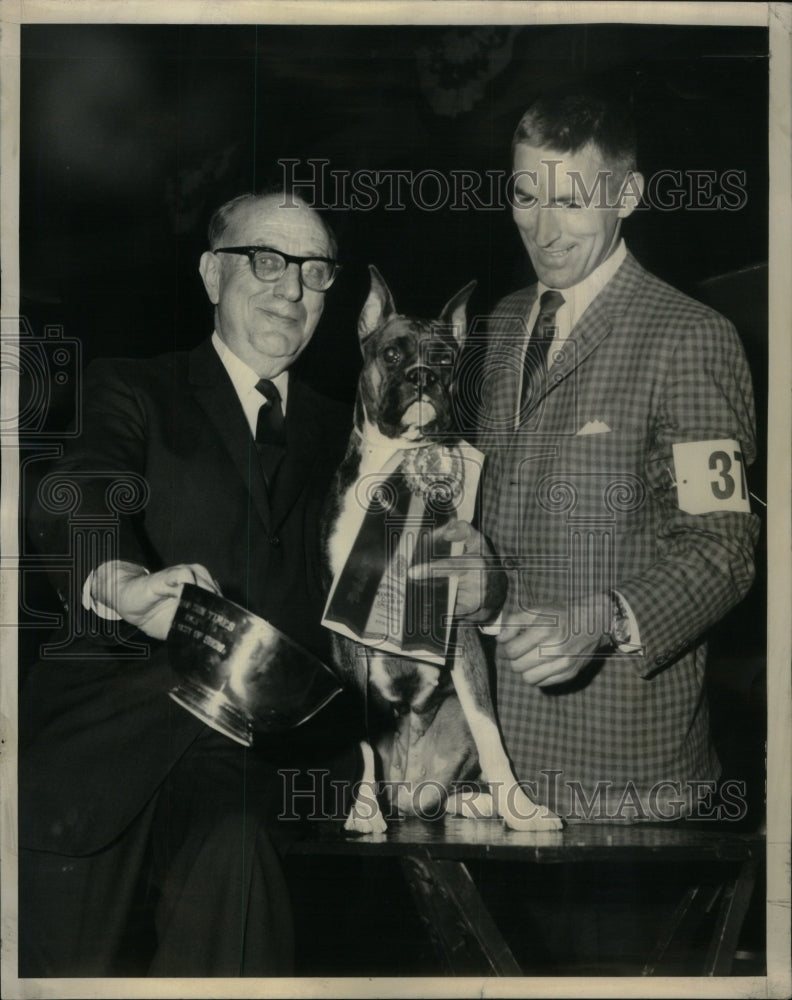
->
[344, 798, 388, 835]
[502, 808, 563, 832]
[499, 786, 563, 832]
[445, 789, 496, 820]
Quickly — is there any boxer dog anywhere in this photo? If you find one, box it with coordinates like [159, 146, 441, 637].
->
[322, 266, 562, 835]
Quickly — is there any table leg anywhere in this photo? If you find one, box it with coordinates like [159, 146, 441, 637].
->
[642, 883, 723, 975]
[704, 857, 760, 976]
[400, 855, 522, 976]
[642, 858, 760, 976]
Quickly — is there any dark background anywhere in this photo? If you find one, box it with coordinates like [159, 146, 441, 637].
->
[20, 23, 768, 397]
[17, 21, 769, 974]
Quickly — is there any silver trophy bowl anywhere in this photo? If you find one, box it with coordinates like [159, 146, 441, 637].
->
[167, 584, 344, 747]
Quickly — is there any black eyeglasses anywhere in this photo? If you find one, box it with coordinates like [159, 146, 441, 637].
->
[213, 246, 341, 292]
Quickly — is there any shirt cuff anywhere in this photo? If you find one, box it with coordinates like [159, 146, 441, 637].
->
[82, 563, 149, 621]
[480, 600, 641, 649]
[479, 612, 502, 636]
[612, 589, 642, 652]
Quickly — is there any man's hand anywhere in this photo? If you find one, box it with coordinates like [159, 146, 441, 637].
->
[496, 593, 609, 686]
[92, 561, 221, 640]
[407, 520, 506, 620]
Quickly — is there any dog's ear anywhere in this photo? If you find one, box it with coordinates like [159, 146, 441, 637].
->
[358, 265, 396, 345]
[438, 280, 477, 345]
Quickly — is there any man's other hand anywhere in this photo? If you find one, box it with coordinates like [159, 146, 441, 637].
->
[92, 561, 222, 640]
[496, 594, 609, 686]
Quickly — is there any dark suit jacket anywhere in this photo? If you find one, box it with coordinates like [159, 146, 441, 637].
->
[477, 251, 760, 818]
[21, 338, 356, 855]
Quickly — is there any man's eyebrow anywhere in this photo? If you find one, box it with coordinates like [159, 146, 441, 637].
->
[512, 190, 580, 207]
[248, 241, 331, 257]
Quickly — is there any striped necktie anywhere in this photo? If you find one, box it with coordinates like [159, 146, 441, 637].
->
[519, 289, 565, 414]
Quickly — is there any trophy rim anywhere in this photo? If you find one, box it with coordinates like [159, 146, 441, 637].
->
[172, 583, 339, 678]
[167, 584, 345, 739]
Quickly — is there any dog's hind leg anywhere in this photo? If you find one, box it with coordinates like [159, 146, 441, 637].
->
[450, 628, 563, 831]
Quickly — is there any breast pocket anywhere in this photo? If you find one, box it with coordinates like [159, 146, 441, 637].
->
[530, 432, 648, 523]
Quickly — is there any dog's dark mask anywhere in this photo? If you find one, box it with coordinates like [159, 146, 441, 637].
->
[356, 266, 477, 442]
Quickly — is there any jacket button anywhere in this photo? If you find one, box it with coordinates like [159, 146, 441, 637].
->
[270, 536, 280, 547]
[503, 557, 518, 570]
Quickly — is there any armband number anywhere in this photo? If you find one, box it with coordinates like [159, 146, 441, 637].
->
[672, 439, 751, 514]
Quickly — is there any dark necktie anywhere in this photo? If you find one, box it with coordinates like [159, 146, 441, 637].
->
[519, 289, 565, 414]
[255, 378, 285, 487]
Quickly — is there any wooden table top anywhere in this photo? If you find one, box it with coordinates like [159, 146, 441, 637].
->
[290, 815, 764, 863]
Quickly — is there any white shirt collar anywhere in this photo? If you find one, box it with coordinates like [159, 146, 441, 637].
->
[211, 331, 289, 415]
[536, 238, 627, 332]
[516, 239, 627, 427]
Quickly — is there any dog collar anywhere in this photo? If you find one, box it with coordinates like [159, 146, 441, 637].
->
[355, 423, 433, 452]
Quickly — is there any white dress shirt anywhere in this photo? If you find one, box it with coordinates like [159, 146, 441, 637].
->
[515, 239, 627, 416]
[211, 330, 289, 430]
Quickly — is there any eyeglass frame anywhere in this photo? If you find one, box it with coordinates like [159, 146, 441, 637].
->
[213, 245, 341, 292]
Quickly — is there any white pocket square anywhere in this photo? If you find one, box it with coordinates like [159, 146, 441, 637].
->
[577, 420, 611, 436]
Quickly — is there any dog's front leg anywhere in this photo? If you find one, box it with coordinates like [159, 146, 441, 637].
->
[450, 628, 563, 831]
[344, 740, 387, 835]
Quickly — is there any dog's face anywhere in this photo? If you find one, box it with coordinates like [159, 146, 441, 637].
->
[356, 266, 476, 441]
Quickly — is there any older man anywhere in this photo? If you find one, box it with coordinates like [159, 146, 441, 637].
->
[20, 191, 361, 976]
[475, 91, 760, 822]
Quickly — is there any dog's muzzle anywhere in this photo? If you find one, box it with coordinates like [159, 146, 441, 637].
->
[406, 365, 438, 389]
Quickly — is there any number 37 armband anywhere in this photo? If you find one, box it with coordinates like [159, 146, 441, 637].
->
[671, 439, 751, 515]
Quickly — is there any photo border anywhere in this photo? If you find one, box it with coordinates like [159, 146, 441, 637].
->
[1, 2, 789, 998]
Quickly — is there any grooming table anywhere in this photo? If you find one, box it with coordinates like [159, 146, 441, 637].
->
[290, 815, 764, 976]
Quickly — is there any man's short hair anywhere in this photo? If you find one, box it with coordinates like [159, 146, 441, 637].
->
[513, 90, 637, 181]
[207, 189, 338, 259]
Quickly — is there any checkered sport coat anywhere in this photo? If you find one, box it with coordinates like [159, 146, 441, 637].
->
[477, 250, 760, 820]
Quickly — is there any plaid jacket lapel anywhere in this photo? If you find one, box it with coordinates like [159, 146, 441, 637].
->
[481, 288, 535, 440]
[507, 252, 647, 426]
